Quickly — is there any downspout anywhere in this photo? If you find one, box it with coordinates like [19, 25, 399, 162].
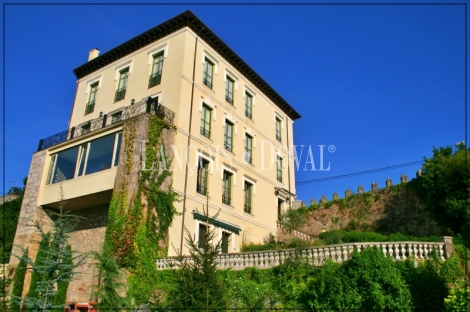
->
[180, 31, 200, 256]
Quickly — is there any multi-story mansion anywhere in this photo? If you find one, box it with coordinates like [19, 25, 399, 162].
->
[9, 10, 300, 301]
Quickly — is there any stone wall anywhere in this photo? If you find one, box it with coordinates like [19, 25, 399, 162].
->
[67, 204, 108, 302]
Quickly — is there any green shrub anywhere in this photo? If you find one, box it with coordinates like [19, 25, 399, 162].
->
[240, 243, 278, 252]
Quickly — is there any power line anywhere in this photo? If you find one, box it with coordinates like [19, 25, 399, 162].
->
[296, 160, 424, 185]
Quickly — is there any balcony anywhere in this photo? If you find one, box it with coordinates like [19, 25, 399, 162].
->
[37, 97, 175, 151]
[148, 71, 162, 88]
[84, 101, 95, 115]
[114, 87, 127, 102]
[200, 127, 210, 139]
[203, 77, 212, 89]
[245, 109, 252, 119]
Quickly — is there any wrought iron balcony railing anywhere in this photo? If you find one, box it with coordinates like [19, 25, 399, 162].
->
[222, 193, 231, 205]
[200, 127, 211, 138]
[84, 101, 95, 115]
[225, 95, 233, 104]
[148, 71, 162, 88]
[244, 152, 252, 164]
[37, 97, 175, 151]
[276, 133, 282, 142]
[277, 173, 283, 183]
[244, 203, 252, 214]
[203, 77, 212, 89]
[245, 109, 252, 119]
[114, 87, 127, 102]
[224, 141, 232, 153]
[196, 183, 207, 195]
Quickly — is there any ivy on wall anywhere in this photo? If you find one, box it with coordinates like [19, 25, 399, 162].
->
[104, 115, 179, 305]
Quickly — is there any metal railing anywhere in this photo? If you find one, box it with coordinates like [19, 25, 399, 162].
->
[37, 97, 175, 151]
[114, 87, 127, 102]
[244, 151, 252, 164]
[84, 101, 95, 115]
[245, 109, 252, 119]
[203, 77, 212, 89]
[196, 176, 208, 195]
[222, 192, 231, 205]
[200, 127, 211, 138]
[225, 95, 233, 104]
[244, 203, 251, 214]
[148, 71, 162, 88]
[277, 173, 282, 183]
[276, 133, 282, 142]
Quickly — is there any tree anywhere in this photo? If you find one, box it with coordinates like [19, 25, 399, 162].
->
[412, 144, 469, 236]
[12, 190, 85, 312]
[90, 242, 128, 310]
[165, 208, 230, 310]
[278, 207, 305, 233]
[10, 248, 28, 311]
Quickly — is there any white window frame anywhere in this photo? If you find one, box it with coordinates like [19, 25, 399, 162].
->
[199, 98, 216, 121]
[86, 75, 102, 94]
[219, 228, 236, 253]
[147, 44, 168, 65]
[243, 87, 255, 106]
[202, 51, 218, 76]
[221, 164, 237, 187]
[243, 175, 256, 196]
[114, 61, 133, 81]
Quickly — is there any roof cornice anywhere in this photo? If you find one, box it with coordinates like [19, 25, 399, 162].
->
[73, 10, 301, 120]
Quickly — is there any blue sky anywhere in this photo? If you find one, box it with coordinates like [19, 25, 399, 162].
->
[1, 2, 466, 205]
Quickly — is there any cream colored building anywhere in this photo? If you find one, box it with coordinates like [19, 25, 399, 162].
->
[11, 10, 300, 280]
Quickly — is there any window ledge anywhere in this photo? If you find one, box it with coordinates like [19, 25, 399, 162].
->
[222, 202, 235, 210]
[202, 83, 215, 95]
[244, 212, 255, 218]
[199, 134, 214, 144]
[195, 192, 210, 200]
[223, 149, 236, 157]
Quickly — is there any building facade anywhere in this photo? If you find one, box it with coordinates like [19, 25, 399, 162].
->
[10, 10, 300, 301]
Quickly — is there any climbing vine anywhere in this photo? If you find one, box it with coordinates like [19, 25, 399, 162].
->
[103, 114, 179, 305]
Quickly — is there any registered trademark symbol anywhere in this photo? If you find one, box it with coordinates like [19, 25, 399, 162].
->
[328, 145, 336, 153]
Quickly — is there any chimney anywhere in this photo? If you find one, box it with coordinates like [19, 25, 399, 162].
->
[88, 48, 100, 61]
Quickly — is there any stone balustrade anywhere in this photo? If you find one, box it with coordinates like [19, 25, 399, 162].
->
[156, 238, 452, 271]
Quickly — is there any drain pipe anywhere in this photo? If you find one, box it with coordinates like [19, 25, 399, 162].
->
[286, 116, 292, 208]
[179, 32, 200, 256]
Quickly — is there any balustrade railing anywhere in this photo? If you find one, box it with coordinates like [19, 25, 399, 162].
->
[37, 98, 175, 151]
[156, 238, 452, 271]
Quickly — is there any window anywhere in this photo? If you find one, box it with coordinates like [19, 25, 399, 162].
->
[244, 182, 253, 214]
[221, 232, 231, 253]
[277, 156, 283, 182]
[197, 158, 209, 195]
[275, 117, 282, 142]
[244, 134, 253, 164]
[47, 132, 121, 184]
[111, 111, 122, 124]
[203, 58, 214, 89]
[224, 121, 233, 152]
[198, 223, 207, 249]
[222, 171, 232, 205]
[148, 52, 163, 88]
[245, 92, 253, 119]
[200, 105, 212, 138]
[225, 77, 234, 104]
[114, 68, 129, 102]
[277, 199, 284, 221]
[85, 83, 98, 115]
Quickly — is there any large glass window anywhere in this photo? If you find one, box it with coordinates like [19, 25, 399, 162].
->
[244, 134, 252, 164]
[197, 158, 209, 195]
[277, 156, 283, 182]
[200, 105, 212, 138]
[47, 132, 121, 184]
[149, 52, 163, 88]
[224, 121, 233, 152]
[114, 68, 129, 102]
[244, 182, 252, 214]
[275, 117, 282, 142]
[225, 77, 234, 104]
[222, 171, 232, 205]
[245, 92, 253, 119]
[198, 223, 207, 249]
[203, 58, 214, 89]
[85, 82, 98, 115]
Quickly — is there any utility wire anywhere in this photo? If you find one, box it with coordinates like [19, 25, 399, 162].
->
[296, 160, 424, 185]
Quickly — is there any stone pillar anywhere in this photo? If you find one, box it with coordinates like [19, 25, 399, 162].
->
[333, 192, 338, 200]
[385, 178, 392, 188]
[400, 174, 408, 183]
[321, 195, 327, 203]
[311, 198, 316, 205]
[358, 185, 364, 194]
[441, 236, 454, 258]
[416, 169, 422, 177]
[345, 189, 352, 197]
[371, 182, 378, 191]
[301, 201, 306, 207]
